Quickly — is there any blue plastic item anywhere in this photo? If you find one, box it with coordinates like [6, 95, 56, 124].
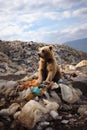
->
[31, 87, 41, 95]
[40, 84, 46, 88]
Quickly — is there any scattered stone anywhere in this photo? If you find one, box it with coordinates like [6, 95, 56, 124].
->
[8, 103, 20, 115]
[6, 81, 17, 87]
[78, 105, 87, 115]
[39, 121, 50, 127]
[45, 127, 54, 130]
[0, 109, 9, 116]
[50, 110, 58, 119]
[36, 125, 42, 130]
[61, 104, 72, 111]
[69, 65, 76, 70]
[61, 120, 69, 124]
[50, 91, 61, 104]
[15, 70, 26, 75]
[0, 98, 6, 107]
[57, 116, 62, 120]
[19, 88, 31, 99]
[0, 103, 20, 116]
[51, 82, 59, 89]
[43, 99, 59, 112]
[71, 75, 87, 95]
[13, 111, 21, 119]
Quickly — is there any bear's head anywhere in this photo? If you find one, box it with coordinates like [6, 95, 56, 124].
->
[38, 45, 54, 60]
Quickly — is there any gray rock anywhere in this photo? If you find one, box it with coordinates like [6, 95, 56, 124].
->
[45, 127, 54, 130]
[50, 110, 58, 119]
[50, 91, 61, 104]
[57, 116, 62, 120]
[39, 121, 50, 127]
[19, 87, 31, 99]
[71, 75, 87, 95]
[8, 103, 20, 115]
[78, 105, 87, 115]
[37, 125, 43, 130]
[15, 70, 26, 75]
[0, 103, 20, 116]
[13, 111, 21, 119]
[0, 109, 9, 116]
[0, 98, 6, 107]
[61, 120, 69, 124]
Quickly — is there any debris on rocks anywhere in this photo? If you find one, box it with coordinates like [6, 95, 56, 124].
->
[76, 60, 87, 68]
[78, 105, 87, 115]
[60, 84, 82, 103]
[19, 79, 38, 91]
[0, 103, 20, 116]
[61, 119, 69, 124]
[0, 41, 87, 130]
[18, 99, 59, 129]
[18, 100, 47, 129]
[50, 110, 59, 119]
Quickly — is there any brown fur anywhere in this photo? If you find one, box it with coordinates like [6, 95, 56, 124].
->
[37, 45, 61, 84]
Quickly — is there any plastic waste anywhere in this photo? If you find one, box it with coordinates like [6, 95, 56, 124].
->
[26, 88, 45, 100]
[26, 93, 35, 100]
[40, 83, 46, 88]
[19, 79, 37, 91]
[19, 88, 31, 99]
[50, 91, 61, 104]
[43, 99, 59, 112]
[31, 87, 41, 95]
[18, 100, 59, 129]
[51, 82, 59, 89]
[59, 84, 81, 103]
[18, 100, 47, 129]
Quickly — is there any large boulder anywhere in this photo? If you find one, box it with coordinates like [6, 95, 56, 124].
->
[18, 100, 59, 129]
[71, 75, 87, 95]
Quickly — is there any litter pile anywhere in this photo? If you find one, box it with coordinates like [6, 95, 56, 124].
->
[19, 78, 82, 104]
[0, 41, 87, 130]
[0, 71, 87, 130]
[17, 78, 82, 129]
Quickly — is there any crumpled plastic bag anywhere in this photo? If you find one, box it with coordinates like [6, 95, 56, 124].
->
[59, 84, 82, 103]
[18, 100, 47, 129]
[19, 79, 37, 91]
[18, 99, 59, 129]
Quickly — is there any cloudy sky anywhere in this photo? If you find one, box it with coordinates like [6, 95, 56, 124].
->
[0, 0, 87, 43]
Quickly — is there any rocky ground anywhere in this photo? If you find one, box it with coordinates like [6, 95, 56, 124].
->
[0, 40, 87, 130]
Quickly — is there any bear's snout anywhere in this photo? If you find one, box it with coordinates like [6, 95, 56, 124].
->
[38, 52, 41, 57]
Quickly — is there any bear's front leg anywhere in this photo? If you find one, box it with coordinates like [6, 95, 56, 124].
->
[37, 60, 45, 84]
[45, 71, 53, 82]
[37, 69, 43, 84]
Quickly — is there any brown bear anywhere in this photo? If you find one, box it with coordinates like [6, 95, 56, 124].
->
[37, 45, 61, 84]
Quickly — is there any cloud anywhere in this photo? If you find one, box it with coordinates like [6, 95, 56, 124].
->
[0, 0, 87, 43]
[24, 23, 87, 43]
[73, 7, 87, 17]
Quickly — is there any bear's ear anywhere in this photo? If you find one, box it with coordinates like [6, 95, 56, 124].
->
[49, 45, 53, 50]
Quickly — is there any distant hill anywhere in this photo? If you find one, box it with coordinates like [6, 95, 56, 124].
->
[64, 38, 87, 52]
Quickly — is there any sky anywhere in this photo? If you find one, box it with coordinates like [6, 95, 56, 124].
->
[0, 0, 87, 43]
